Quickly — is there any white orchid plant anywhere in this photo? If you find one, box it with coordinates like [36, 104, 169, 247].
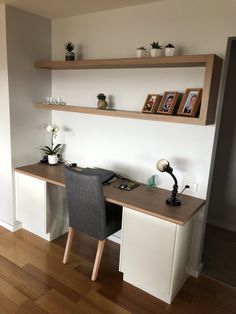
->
[40, 124, 62, 156]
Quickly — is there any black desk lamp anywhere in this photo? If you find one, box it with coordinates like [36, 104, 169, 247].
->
[156, 159, 181, 206]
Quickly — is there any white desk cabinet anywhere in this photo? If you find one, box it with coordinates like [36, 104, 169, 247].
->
[15, 172, 68, 241]
[119, 207, 194, 304]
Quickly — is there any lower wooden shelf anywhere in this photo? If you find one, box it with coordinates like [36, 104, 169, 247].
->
[35, 103, 203, 125]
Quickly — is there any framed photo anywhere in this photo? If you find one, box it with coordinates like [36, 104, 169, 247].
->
[157, 91, 180, 115]
[142, 94, 161, 113]
[177, 88, 202, 117]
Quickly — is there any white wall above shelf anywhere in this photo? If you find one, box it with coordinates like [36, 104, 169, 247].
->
[34, 54, 223, 125]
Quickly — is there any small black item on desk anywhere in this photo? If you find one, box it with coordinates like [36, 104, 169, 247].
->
[119, 183, 128, 189]
[40, 155, 48, 163]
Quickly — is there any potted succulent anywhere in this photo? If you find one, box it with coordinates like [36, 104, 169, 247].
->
[165, 43, 175, 56]
[150, 42, 162, 57]
[136, 46, 146, 58]
[64, 41, 75, 61]
[97, 93, 108, 109]
[40, 124, 62, 165]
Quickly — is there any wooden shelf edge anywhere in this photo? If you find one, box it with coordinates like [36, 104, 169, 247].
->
[34, 104, 205, 125]
[34, 54, 217, 70]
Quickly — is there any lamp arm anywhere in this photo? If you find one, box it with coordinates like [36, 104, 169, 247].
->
[167, 171, 178, 189]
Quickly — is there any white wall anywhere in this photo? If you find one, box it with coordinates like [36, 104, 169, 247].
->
[0, 5, 51, 229]
[0, 4, 14, 226]
[51, 0, 236, 199]
[6, 6, 52, 167]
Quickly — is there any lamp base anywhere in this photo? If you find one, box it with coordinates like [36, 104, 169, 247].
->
[166, 197, 181, 206]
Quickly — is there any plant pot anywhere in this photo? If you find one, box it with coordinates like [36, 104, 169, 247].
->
[136, 50, 146, 58]
[48, 154, 58, 165]
[164, 47, 175, 56]
[65, 51, 75, 61]
[97, 100, 108, 109]
[150, 48, 162, 57]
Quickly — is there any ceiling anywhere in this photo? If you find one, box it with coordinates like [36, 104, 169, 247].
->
[0, 0, 163, 19]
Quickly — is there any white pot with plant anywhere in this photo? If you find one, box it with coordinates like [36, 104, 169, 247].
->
[136, 47, 146, 58]
[65, 41, 75, 61]
[150, 42, 162, 57]
[40, 124, 62, 165]
[165, 43, 175, 56]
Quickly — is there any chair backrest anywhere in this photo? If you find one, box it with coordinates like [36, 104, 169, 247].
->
[64, 166, 106, 239]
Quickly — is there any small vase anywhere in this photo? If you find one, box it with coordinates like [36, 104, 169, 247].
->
[97, 100, 108, 109]
[136, 49, 146, 58]
[48, 154, 58, 165]
[164, 48, 175, 56]
[65, 51, 75, 61]
[150, 48, 162, 57]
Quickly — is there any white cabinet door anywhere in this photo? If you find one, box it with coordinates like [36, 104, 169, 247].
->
[15, 173, 46, 238]
[120, 207, 177, 303]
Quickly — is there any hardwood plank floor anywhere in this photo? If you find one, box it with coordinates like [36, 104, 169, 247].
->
[0, 226, 235, 313]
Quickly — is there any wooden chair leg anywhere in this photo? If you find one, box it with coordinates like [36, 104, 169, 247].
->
[91, 240, 105, 281]
[63, 227, 74, 264]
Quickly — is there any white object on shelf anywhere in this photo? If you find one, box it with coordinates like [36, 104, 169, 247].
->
[165, 47, 175, 56]
[150, 48, 162, 57]
[136, 49, 146, 58]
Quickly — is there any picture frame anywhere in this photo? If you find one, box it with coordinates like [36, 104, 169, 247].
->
[156, 91, 180, 115]
[177, 88, 202, 117]
[142, 94, 162, 114]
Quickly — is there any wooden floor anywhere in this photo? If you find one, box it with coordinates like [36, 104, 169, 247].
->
[0, 227, 235, 313]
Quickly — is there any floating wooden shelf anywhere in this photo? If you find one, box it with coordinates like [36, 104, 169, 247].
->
[35, 103, 202, 124]
[34, 54, 223, 125]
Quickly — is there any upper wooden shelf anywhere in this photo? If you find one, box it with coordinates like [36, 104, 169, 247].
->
[35, 103, 202, 125]
[35, 54, 220, 70]
[34, 54, 223, 125]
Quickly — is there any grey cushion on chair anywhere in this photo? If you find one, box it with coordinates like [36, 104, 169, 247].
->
[64, 166, 122, 240]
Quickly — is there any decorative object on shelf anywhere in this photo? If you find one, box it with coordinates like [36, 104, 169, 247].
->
[44, 97, 66, 106]
[157, 91, 181, 115]
[40, 124, 62, 165]
[177, 88, 202, 117]
[97, 93, 108, 109]
[142, 94, 162, 113]
[150, 42, 162, 57]
[156, 159, 181, 206]
[164, 43, 175, 56]
[64, 42, 75, 61]
[136, 47, 146, 58]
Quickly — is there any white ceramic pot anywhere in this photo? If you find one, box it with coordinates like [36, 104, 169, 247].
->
[150, 48, 162, 57]
[48, 154, 58, 165]
[164, 47, 175, 56]
[136, 49, 146, 58]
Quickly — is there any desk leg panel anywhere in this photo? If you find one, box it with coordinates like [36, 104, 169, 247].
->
[120, 207, 177, 303]
[15, 173, 46, 238]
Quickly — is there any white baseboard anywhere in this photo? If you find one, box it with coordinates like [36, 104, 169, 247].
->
[189, 262, 203, 278]
[0, 219, 22, 232]
[108, 234, 121, 244]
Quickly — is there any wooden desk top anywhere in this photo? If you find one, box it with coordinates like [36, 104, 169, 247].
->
[15, 163, 205, 226]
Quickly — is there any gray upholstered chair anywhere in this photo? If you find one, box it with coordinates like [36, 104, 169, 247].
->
[63, 166, 122, 281]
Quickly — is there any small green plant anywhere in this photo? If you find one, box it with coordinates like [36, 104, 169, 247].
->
[64, 41, 74, 52]
[97, 93, 106, 100]
[165, 43, 175, 48]
[40, 124, 62, 156]
[150, 42, 162, 49]
[137, 46, 146, 50]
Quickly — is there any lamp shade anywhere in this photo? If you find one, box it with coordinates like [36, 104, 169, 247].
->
[156, 159, 169, 172]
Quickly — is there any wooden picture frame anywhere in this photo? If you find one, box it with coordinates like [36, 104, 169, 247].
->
[177, 88, 202, 117]
[142, 94, 161, 113]
[156, 91, 180, 115]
